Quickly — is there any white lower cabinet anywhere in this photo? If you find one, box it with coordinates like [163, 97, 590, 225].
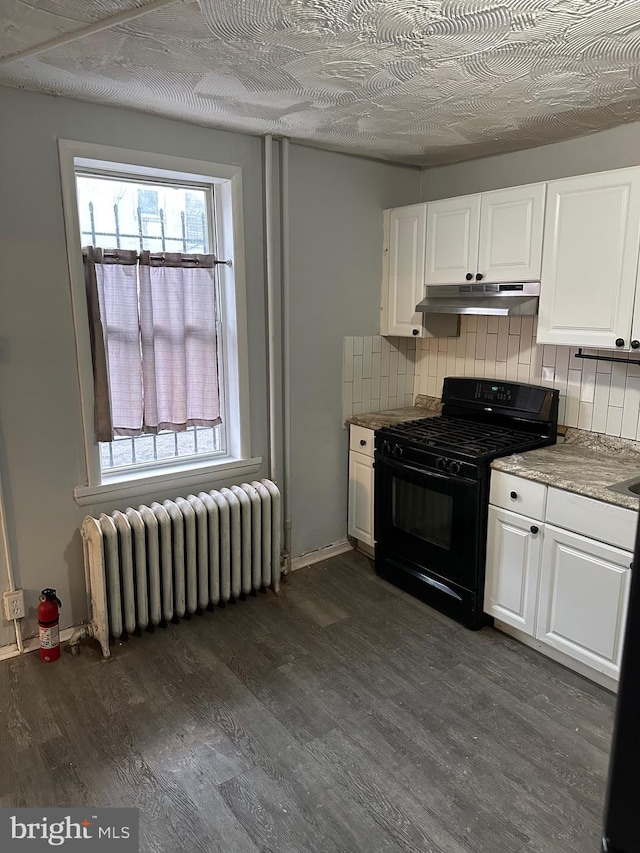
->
[348, 451, 374, 547]
[485, 507, 542, 635]
[486, 471, 635, 686]
[348, 426, 374, 549]
[537, 525, 631, 681]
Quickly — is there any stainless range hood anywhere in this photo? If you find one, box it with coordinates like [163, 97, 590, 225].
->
[416, 282, 540, 316]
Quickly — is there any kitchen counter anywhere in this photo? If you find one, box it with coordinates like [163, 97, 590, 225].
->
[492, 429, 640, 511]
[347, 394, 441, 430]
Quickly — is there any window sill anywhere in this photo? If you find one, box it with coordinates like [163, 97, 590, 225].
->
[74, 456, 263, 507]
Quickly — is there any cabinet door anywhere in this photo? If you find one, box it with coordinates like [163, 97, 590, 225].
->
[383, 204, 426, 337]
[537, 524, 631, 680]
[484, 506, 542, 634]
[348, 451, 374, 546]
[537, 168, 640, 349]
[478, 183, 545, 283]
[425, 195, 481, 285]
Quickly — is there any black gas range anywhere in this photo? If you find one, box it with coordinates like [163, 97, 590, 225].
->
[374, 377, 559, 629]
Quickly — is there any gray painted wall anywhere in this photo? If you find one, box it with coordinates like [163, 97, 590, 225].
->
[288, 145, 418, 556]
[0, 87, 419, 638]
[420, 121, 640, 200]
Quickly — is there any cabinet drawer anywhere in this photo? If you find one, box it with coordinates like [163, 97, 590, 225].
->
[546, 488, 636, 551]
[349, 425, 375, 458]
[489, 471, 546, 520]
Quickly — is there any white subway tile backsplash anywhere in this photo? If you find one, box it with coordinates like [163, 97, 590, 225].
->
[466, 332, 477, 361]
[565, 369, 582, 427]
[622, 375, 640, 439]
[578, 401, 594, 431]
[362, 378, 372, 413]
[381, 337, 391, 377]
[592, 372, 611, 433]
[363, 337, 373, 379]
[353, 356, 363, 403]
[496, 321, 509, 362]
[606, 406, 623, 437]
[380, 375, 389, 410]
[579, 357, 596, 403]
[541, 365, 555, 386]
[343, 335, 419, 422]
[609, 363, 624, 408]
[494, 361, 507, 380]
[346, 321, 640, 438]
[372, 350, 381, 391]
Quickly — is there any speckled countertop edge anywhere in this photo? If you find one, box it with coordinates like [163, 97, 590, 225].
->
[347, 395, 442, 430]
[492, 429, 640, 511]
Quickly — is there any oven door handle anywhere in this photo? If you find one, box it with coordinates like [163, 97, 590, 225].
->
[378, 456, 466, 484]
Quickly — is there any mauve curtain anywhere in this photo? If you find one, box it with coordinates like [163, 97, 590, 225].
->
[139, 252, 220, 433]
[83, 249, 220, 441]
[83, 248, 142, 441]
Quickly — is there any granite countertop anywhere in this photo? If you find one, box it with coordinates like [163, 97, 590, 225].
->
[347, 394, 442, 430]
[492, 430, 640, 511]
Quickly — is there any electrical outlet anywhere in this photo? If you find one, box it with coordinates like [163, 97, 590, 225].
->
[3, 590, 25, 621]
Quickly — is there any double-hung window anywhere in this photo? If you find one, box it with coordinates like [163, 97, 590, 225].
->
[59, 142, 256, 504]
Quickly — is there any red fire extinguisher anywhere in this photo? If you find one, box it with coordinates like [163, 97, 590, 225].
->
[38, 589, 62, 662]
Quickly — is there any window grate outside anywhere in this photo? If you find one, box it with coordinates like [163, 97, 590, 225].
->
[76, 173, 223, 472]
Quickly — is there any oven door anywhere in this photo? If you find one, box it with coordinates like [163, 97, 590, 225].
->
[374, 453, 480, 589]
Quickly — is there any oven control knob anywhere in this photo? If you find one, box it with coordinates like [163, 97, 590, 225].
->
[448, 460, 461, 474]
[435, 456, 448, 470]
[393, 444, 403, 457]
[382, 440, 392, 454]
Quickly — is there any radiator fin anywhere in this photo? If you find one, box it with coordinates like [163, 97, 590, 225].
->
[82, 479, 281, 658]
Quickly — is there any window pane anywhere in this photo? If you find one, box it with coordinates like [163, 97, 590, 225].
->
[78, 172, 223, 473]
[76, 174, 209, 253]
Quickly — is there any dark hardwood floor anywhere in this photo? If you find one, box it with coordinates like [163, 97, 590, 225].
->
[0, 551, 615, 852]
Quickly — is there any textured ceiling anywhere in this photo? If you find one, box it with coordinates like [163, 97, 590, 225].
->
[2, 0, 640, 164]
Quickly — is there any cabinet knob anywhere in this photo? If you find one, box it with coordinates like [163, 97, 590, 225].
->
[475, 273, 484, 281]
[530, 525, 539, 535]
[616, 338, 625, 347]
[631, 562, 635, 571]
[412, 328, 419, 335]
[632, 340, 640, 350]
[465, 273, 473, 281]
[510, 491, 518, 499]
[360, 439, 366, 447]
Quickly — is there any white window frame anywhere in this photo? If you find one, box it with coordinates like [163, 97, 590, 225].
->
[59, 140, 260, 506]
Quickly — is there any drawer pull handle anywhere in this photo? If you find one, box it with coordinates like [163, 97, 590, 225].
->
[510, 491, 518, 499]
[530, 525, 539, 535]
[360, 439, 367, 447]
[631, 562, 634, 571]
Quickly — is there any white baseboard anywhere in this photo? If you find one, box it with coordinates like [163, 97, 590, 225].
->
[0, 626, 78, 662]
[494, 620, 618, 694]
[290, 539, 353, 571]
[0, 642, 19, 662]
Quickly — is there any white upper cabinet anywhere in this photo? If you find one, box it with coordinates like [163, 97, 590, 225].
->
[425, 194, 480, 285]
[382, 203, 427, 337]
[478, 184, 546, 283]
[425, 184, 545, 285]
[381, 204, 458, 339]
[537, 167, 640, 349]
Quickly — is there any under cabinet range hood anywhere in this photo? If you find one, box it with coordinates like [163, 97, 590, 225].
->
[416, 282, 540, 317]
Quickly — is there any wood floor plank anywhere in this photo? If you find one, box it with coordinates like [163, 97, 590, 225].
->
[0, 550, 615, 853]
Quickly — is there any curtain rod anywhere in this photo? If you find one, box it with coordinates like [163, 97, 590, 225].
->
[98, 250, 231, 266]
